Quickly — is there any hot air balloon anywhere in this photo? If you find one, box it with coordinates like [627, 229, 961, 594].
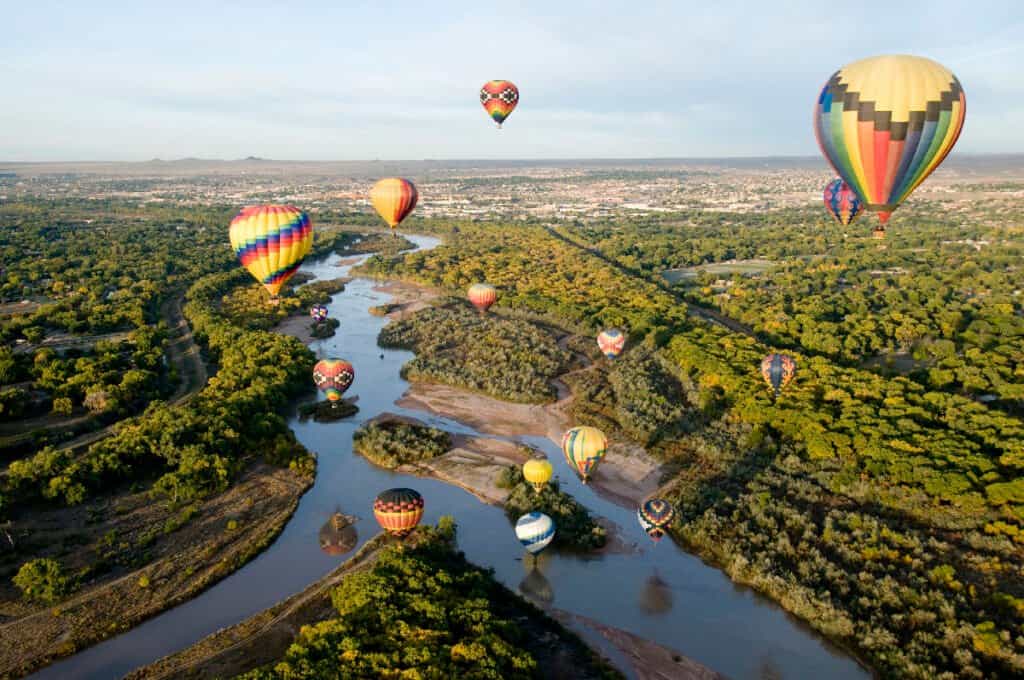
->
[229, 205, 313, 300]
[523, 458, 553, 494]
[370, 178, 418, 231]
[467, 283, 497, 314]
[313, 359, 354, 402]
[814, 55, 965, 232]
[597, 329, 626, 360]
[637, 498, 676, 543]
[561, 426, 607, 484]
[515, 512, 555, 556]
[310, 304, 328, 323]
[480, 80, 519, 128]
[373, 488, 424, 537]
[823, 178, 863, 227]
[761, 353, 796, 399]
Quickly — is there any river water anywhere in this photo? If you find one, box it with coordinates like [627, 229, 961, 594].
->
[33, 235, 868, 680]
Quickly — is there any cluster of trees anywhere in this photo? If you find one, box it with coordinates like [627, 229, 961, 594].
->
[3, 262, 315, 517]
[563, 350, 690, 447]
[352, 419, 451, 469]
[378, 303, 572, 403]
[498, 464, 607, 552]
[0, 201, 237, 343]
[241, 519, 620, 680]
[365, 216, 1024, 677]
[576, 206, 1024, 406]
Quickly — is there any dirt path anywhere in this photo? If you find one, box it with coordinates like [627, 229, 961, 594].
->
[162, 294, 208, 406]
[54, 295, 208, 452]
[1, 294, 210, 455]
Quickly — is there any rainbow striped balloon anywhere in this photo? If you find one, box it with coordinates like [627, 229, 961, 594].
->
[562, 426, 607, 484]
[370, 178, 418, 230]
[515, 512, 555, 555]
[480, 80, 519, 128]
[229, 205, 313, 298]
[814, 55, 965, 226]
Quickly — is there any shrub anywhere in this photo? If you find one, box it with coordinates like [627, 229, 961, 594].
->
[13, 558, 72, 604]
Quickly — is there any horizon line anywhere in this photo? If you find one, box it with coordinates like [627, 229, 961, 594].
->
[2, 151, 1023, 166]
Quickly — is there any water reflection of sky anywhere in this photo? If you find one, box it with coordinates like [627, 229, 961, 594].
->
[32, 235, 867, 680]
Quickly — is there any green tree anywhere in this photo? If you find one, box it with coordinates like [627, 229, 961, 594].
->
[13, 558, 72, 604]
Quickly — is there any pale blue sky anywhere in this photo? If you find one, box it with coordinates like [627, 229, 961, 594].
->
[2, 1, 1021, 160]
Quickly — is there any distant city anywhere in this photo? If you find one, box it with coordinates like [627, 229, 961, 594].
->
[2, 155, 1021, 221]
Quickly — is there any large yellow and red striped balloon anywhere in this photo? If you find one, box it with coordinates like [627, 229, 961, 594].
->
[370, 178, 418, 230]
[373, 488, 424, 537]
[814, 55, 965, 226]
[562, 426, 607, 484]
[467, 283, 497, 314]
[480, 80, 519, 128]
[229, 205, 313, 298]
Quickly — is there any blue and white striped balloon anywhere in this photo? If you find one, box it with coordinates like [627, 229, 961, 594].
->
[515, 512, 555, 555]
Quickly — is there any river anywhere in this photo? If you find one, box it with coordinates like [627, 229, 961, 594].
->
[32, 235, 868, 680]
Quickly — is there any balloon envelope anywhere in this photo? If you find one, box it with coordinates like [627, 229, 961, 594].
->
[523, 459, 553, 492]
[761, 353, 796, 397]
[597, 329, 626, 359]
[814, 54, 965, 225]
[480, 80, 519, 127]
[310, 304, 328, 322]
[370, 178, 418, 230]
[637, 498, 676, 542]
[373, 488, 424, 537]
[229, 205, 313, 297]
[313, 359, 354, 401]
[823, 179, 864, 227]
[467, 283, 497, 313]
[561, 426, 608, 483]
[515, 511, 555, 555]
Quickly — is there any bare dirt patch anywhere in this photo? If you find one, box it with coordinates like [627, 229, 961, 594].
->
[272, 313, 317, 345]
[400, 438, 527, 506]
[372, 280, 439, 320]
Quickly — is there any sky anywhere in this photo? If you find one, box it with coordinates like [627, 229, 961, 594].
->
[2, 1, 1022, 161]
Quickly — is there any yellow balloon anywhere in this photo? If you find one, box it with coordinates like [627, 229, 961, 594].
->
[523, 458, 553, 493]
[370, 178, 418, 230]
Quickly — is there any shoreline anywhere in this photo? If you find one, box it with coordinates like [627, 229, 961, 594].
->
[0, 464, 312, 678]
